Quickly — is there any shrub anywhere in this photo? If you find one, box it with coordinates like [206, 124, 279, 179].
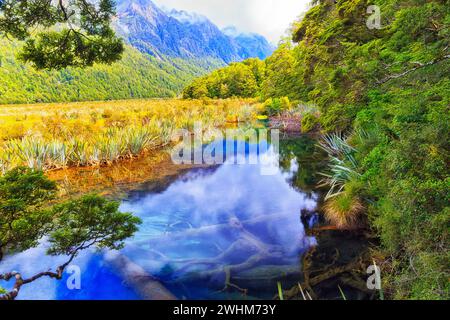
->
[318, 133, 360, 200]
[263, 98, 279, 116]
[301, 113, 319, 133]
[263, 97, 291, 116]
[279, 97, 292, 111]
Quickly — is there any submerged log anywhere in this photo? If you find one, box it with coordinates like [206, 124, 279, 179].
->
[105, 252, 177, 300]
[281, 251, 370, 300]
[134, 212, 293, 247]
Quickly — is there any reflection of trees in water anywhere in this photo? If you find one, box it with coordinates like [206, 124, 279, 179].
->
[279, 135, 326, 194]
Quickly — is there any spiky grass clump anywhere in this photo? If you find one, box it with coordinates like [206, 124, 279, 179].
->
[0, 99, 257, 173]
[318, 134, 360, 200]
[323, 191, 364, 229]
[319, 133, 365, 229]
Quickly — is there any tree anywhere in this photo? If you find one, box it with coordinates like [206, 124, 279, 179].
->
[242, 58, 266, 88]
[0, 167, 57, 260]
[226, 63, 258, 97]
[182, 59, 260, 99]
[0, 0, 124, 70]
[0, 167, 141, 300]
[260, 42, 297, 100]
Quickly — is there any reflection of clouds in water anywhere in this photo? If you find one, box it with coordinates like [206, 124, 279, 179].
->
[282, 157, 299, 180]
[120, 145, 318, 274]
[2, 141, 319, 299]
[0, 243, 93, 300]
[123, 145, 316, 226]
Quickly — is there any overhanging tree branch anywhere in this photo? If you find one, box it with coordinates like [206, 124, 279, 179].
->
[376, 54, 450, 85]
[0, 0, 124, 69]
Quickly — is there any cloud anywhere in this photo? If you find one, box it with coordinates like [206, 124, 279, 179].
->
[153, 0, 311, 44]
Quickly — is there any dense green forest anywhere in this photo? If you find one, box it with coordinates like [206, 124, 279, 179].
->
[0, 38, 222, 104]
[184, 0, 449, 299]
[182, 58, 266, 99]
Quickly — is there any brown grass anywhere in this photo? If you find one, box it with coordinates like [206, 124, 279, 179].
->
[323, 192, 365, 230]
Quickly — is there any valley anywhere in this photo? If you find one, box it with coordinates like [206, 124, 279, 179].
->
[0, 0, 273, 105]
[0, 0, 448, 302]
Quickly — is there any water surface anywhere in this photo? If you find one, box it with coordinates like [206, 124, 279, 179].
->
[1, 136, 324, 300]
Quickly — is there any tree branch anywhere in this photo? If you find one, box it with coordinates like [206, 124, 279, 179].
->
[0, 245, 79, 300]
[376, 54, 450, 85]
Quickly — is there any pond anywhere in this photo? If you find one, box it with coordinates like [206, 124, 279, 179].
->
[1, 134, 350, 300]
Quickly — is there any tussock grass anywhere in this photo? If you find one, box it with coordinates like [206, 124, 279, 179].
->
[0, 98, 258, 172]
[318, 134, 360, 200]
[319, 133, 365, 229]
[323, 191, 364, 229]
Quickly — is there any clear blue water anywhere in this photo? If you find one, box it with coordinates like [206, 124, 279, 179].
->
[1, 137, 322, 300]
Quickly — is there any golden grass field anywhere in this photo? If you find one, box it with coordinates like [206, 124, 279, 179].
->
[0, 98, 260, 173]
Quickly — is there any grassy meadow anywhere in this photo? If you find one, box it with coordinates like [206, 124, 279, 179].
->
[0, 98, 259, 173]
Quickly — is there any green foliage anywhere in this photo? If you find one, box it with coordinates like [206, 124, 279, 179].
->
[0, 38, 222, 104]
[183, 58, 263, 99]
[318, 134, 360, 200]
[262, 98, 280, 116]
[356, 63, 449, 298]
[0, 0, 447, 300]
[266, 0, 449, 298]
[262, 97, 291, 116]
[183, 0, 447, 295]
[182, 43, 299, 101]
[0, 166, 141, 299]
[0, 166, 141, 300]
[0, 0, 124, 70]
[301, 113, 319, 133]
[261, 42, 298, 100]
[49, 194, 141, 257]
[0, 167, 57, 258]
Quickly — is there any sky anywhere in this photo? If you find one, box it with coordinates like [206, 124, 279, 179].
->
[153, 0, 311, 44]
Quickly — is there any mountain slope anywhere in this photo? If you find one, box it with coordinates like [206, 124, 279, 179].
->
[0, 0, 273, 104]
[115, 0, 273, 63]
[0, 38, 222, 104]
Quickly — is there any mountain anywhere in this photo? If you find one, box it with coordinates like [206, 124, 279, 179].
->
[222, 26, 275, 61]
[0, 0, 274, 104]
[115, 0, 273, 63]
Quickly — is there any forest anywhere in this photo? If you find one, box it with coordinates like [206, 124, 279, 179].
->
[183, 0, 449, 299]
[0, 38, 222, 104]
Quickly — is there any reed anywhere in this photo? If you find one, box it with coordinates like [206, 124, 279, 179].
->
[277, 282, 284, 300]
